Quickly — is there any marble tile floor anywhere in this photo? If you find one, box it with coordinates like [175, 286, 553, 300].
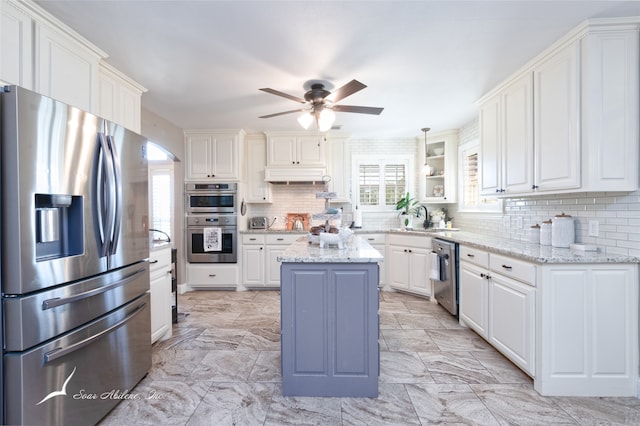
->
[100, 290, 640, 425]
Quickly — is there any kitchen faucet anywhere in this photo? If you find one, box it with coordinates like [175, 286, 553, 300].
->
[419, 205, 429, 229]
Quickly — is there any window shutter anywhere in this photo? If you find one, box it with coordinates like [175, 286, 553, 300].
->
[359, 164, 380, 205]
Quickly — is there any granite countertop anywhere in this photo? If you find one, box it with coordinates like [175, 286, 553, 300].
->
[277, 236, 384, 263]
[242, 227, 638, 264]
[431, 231, 640, 264]
[150, 240, 172, 251]
[240, 229, 308, 234]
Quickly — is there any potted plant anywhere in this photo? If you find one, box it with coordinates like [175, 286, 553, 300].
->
[395, 192, 420, 230]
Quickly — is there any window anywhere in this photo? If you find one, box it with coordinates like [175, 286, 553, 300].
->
[147, 142, 174, 241]
[353, 156, 411, 210]
[458, 141, 502, 212]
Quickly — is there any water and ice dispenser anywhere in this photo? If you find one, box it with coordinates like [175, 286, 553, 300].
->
[35, 193, 83, 261]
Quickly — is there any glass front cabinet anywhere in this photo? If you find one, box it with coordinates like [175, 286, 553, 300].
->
[418, 129, 458, 203]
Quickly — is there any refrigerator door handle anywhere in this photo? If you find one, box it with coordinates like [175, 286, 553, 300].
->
[41, 301, 147, 364]
[106, 134, 122, 255]
[96, 133, 115, 257]
[41, 267, 147, 310]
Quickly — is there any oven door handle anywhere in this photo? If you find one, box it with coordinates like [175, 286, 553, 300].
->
[42, 301, 147, 364]
[41, 268, 146, 310]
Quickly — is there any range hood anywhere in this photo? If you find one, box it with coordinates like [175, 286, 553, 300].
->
[264, 166, 327, 183]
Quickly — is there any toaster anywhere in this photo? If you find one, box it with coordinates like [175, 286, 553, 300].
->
[250, 216, 268, 229]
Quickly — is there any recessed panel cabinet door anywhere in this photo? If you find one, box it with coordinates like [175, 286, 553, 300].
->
[459, 261, 489, 339]
[479, 95, 501, 195]
[533, 40, 580, 191]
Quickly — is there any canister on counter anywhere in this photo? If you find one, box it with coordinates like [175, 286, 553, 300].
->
[540, 220, 552, 245]
[552, 212, 575, 248]
[529, 224, 540, 244]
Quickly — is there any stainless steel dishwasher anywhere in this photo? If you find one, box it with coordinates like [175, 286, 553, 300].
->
[432, 239, 459, 316]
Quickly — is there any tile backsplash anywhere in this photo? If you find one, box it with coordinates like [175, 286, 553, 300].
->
[454, 191, 640, 257]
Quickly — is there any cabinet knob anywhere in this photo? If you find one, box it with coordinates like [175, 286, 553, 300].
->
[532, 185, 539, 190]
[501, 264, 513, 270]
[260, 247, 263, 250]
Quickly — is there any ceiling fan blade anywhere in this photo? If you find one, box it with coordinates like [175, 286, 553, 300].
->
[325, 80, 367, 103]
[332, 105, 384, 115]
[259, 88, 306, 103]
[259, 109, 307, 119]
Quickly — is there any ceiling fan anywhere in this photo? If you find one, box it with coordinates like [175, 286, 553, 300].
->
[258, 79, 384, 131]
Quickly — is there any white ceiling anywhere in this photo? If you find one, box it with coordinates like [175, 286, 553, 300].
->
[35, 0, 640, 139]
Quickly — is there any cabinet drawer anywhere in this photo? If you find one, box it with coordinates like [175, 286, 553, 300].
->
[149, 247, 171, 272]
[359, 234, 386, 245]
[490, 254, 535, 286]
[242, 234, 265, 244]
[187, 265, 238, 287]
[387, 234, 431, 249]
[266, 233, 301, 245]
[459, 245, 489, 268]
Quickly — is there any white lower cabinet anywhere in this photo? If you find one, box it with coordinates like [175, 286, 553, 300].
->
[186, 263, 238, 289]
[459, 245, 535, 376]
[149, 247, 172, 344]
[459, 260, 489, 339]
[489, 272, 535, 375]
[536, 263, 638, 396]
[241, 233, 300, 288]
[387, 234, 431, 296]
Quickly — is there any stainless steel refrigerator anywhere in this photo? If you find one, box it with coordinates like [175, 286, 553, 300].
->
[1, 85, 151, 425]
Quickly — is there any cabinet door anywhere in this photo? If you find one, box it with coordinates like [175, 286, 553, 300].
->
[479, 94, 502, 195]
[489, 273, 534, 375]
[459, 261, 489, 338]
[242, 245, 265, 286]
[212, 134, 239, 179]
[326, 136, 350, 202]
[35, 23, 99, 112]
[268, 136, 297, 166]
[1, 2, 33, 89]
[297, 135, 325, 166]
[266, 246, 286, 287]
[246, 136, 271, 202]
[185, 134, 213, 179]
[408, 248, 431, 296]
[388, 246, 409, 289]
[150, 270, 171, 343]
[502, 73, 534, 193]
[533, 41, 580, 191]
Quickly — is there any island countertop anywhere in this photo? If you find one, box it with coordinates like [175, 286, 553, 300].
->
[277, 236, 384, 263]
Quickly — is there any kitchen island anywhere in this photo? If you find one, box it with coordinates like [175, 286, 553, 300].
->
[277, 236, 383, 397]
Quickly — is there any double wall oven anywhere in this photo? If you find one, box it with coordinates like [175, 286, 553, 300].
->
[186, 183, 238, 263]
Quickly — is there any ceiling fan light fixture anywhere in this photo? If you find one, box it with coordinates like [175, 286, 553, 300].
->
[297, 112, 314, 129]
[317, 108, 336, 132]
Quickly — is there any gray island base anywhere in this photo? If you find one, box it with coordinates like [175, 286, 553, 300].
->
[278, 237, 383, 397]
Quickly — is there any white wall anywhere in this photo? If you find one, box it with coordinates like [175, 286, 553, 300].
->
[141, 108, 186, 281]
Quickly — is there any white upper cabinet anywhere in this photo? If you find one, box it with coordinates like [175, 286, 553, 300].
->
[264, 132, 327, 182]
[266, 133, 326, 167]
[245, 133, 272, 203]
[533, 40, 580, 192]
[1, 1, 33, 89]
[97, 62, 146, 133]
[325, 134, 350, 202]
[581, 24, 639, 191]
[34, 18, 104, 113]
[1, 0, 142, 126]
[185, 130, 244, 181]
[478, 18, 640, 196]
[419, 129, 458, 203]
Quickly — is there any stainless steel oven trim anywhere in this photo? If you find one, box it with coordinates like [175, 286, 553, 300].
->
[185, 182, 238, 214]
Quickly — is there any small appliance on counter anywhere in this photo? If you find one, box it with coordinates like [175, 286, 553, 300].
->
[250, 216, 268, 229]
